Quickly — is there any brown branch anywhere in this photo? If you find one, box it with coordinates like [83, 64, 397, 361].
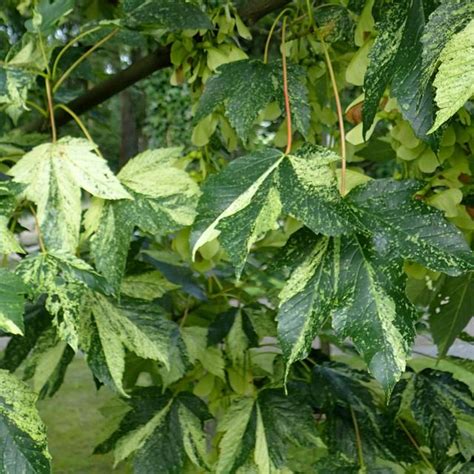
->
[238, 0, 291, 24]
[26, 0, 291, 133]
[25, 46, 171, 132]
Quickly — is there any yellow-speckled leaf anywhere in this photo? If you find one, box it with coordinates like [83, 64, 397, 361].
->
[191, 144, 351, 277]
[0, 268, 27, 335]
[9, 137, 130, 253]
[430, 19, 474, 132]
[0, 370, 51, 473]
[91, 148, 200, 290]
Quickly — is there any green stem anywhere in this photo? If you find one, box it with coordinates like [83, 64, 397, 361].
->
[350, 406, 365, 471]
[54, 103, 103, 157]
[398, 419, 435, 471]
[321, 40, 347, 195]
[37, 33, 51, 76]
[306, 2, 347, 195]
[281, 16, 292, 155]
[52, 26, 102, 81]
[263, 8, 293, 64]
[45, 79, 57, 142]
[29, 205, 46, 254]
[53, 28, 118, 93]
[25, 100, 47, 117]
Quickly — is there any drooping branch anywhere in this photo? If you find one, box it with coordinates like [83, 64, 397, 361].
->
[26, 0, 291, 132]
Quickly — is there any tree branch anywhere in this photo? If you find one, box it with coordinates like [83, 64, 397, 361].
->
[26, 0, 291, 132]
[238, 0, 291, 24]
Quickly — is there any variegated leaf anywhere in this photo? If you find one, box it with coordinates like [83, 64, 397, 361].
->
[277, 234, 335, 374]
[195, 59, 309, 141]
[362, 0, 410, 136]
[278, 232, 417, 393]
[332, 234, 417, 393]
[0, 370, 51, 473]
[347, 179, 474, 276]
[122, 0, 212, 30]
[83, 294, 187, 397]
[9, 137, 130, 253]
[216, 389, 318, 474]
[95, 389, 211, 473]
[430, 19, 474, 132]
[410, 369, 474, 469]
[420, 0, 474, 89]
[90, 148, 200, 290]
[16, 253, 109, 350]
[0, 180, 23, 254]
[191, 144, 351, 277]
[0, 268, 28, 335]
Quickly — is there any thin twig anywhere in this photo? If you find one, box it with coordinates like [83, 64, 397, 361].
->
[52, 26, 102, 81]
[25, 100, 47, 117]
[263, 7, 293, 64]
[53, 28, 118, 93]
[281, 16, 292, 155]
[350, 406, 365, 471]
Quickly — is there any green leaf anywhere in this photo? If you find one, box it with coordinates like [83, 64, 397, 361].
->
[420, 0, 474, 90]
[410, 369, 474, 469]
[122, 0, 212, 30]
[90, 148, 199, 290]
[22, 327, 74, 399]
[0, 268, 27, 335]
[362, 0, 410, 135]
[347, 179, 474, 276]
[16, 253, 108, 350]
[312, 363, 410, 465]
[361, 0, 440, 145]
[216, 389, 318, 474]
[0, 301, 51, 372]
[278, 232, 417, 392]
[216, 397, 255, 474]
[25, 0, 74, 33]
[429, 273, 474, 356]
[0, 181, 23, 254]
[0, 370, 51, 473]
[9, 137, 130, 253]
[0, 215, 23, 254]
[277, 234, 335, 373]
[333, 234, 417, 393]
[312, 362, 376, 412]
[120, 271, 179, 301]
[429, 19, 474, 132]
[95, 389, 211, 474]
[0, 302, 52, 373]
[83, 294, 186, 397]
[181, 326, 225, 380]
[226, 310, 259, 367]
[390, 0, 439, 147]
[191, 144, 351, 276]
[195, 59, 309, 141]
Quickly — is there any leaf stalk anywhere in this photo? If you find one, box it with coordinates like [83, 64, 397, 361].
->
[281, 16, 293, 155]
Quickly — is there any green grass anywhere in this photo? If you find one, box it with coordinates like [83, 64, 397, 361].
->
[38, 357, 130, 473]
